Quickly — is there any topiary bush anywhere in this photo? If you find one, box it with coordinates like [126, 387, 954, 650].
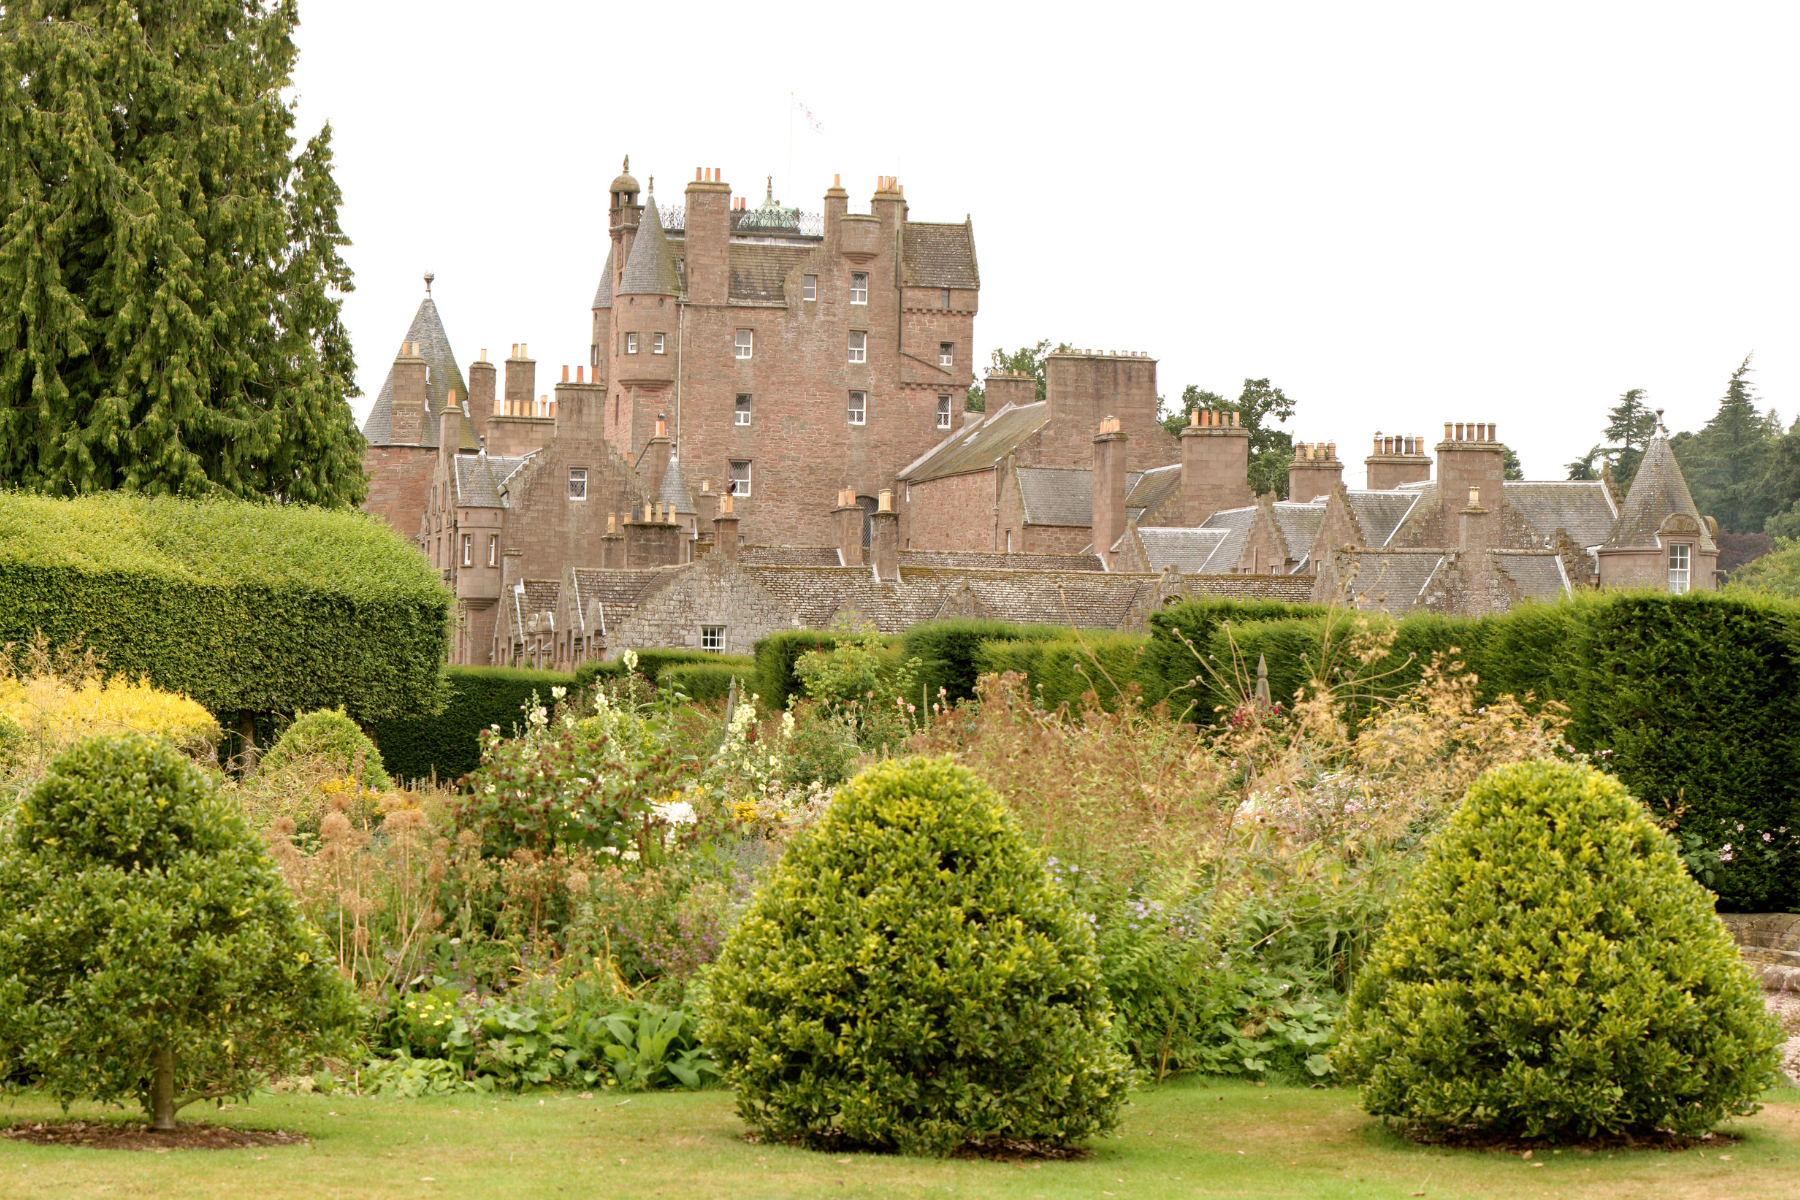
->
[0, 733, 356, 1129]
[699, 756, 1131, 1155]
[259, 706, 391, 789]
[1336, 759, 1781, 1141]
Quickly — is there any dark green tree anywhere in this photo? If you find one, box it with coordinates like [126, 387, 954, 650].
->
[1765, 417, 1800, 538]
[1501, 445, 1524, 481]
[965, 339, 1059, 412]
[1603, 388, 1659, 492]
[1675, 357, 1781, 533]
[0, 0, 365, 505]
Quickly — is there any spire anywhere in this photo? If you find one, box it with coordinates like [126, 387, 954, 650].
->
[1603, 430, 1715, 552]
[591, 244, 615, 310]
[358, 295, 473, 449]
[617, 192, 679, 296]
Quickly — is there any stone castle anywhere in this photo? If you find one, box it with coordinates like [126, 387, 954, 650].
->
[357, 162, 1719, 668]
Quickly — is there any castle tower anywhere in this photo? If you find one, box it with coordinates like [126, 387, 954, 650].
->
[612, 189, 678, 462]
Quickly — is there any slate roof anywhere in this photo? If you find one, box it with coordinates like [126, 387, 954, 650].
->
[505, 579, 562, 641]
[1506, 481, 1618, 549]
[591, 244, 614, 310]
[1125, 464, 1181, 523]
[1271, 502, 1326, 566]
[1335, 550, 1446, 615]
[901, 221, 979, 289]
[1347, 490, 1420, 547]
[568, 568, 675, 633]
[655, 458, 697, 515]
[1017, 465, 1147, 528]
[900, 402, 1049, 482]
[454, 453, 533, 508]
[1181, 574, 1317, 603]
[1603, 435, 1715, 552]
[360, 297, 476, 450]
[1198, 506, 1257, 573]
[728, 243, 813, 303]
[742, 565, 1154, 632]
[1127, 527, 1231, 573]
[899, 549, 1104, 572]
[618, 199, 679, 296]
[1494, 551, 1571, 601]
[739, 546, 847, 567]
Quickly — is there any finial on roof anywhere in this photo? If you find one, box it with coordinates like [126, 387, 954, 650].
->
[766, 175, 773, 202]
[623, 155, 629, 173]
[648, 175, 654, 195]
[1655, 407, 1667, 436]
[423, 271, 434, 296]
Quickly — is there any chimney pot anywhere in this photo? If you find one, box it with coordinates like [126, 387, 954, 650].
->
[1488, 423, 1498, 443]
[878, 489, 893, 513]
[562, 365, 569, 383]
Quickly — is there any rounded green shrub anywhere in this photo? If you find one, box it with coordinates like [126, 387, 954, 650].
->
[0, 733, 356, 1128]
[699, 755, 1131, 1155]
[260, 706, 392, 789]
[1336, 759, 1781, 1140]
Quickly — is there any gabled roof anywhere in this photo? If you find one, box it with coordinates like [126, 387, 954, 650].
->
[618, 199, 679, 296]
[360, 297, 475, 450]
[1126, 526, 1230, 572]
[505, 579, 562, 642]
[568, 567, 676, 633]
[1494, 550, 1571, 601]
[901, 220, 979, 289]
[1334, 550, 1446, 615]
[592, 244, 614, 310]
[1125, 464, 1181, 523]
[1270, 501, 1327, 566]
[742, 564, 1154, 632]
[1603, 435, 1716, 552]
[1197, 506, 1258, 574]
[1506, 481, 1618, 549]
[1346, 490, 1420, 547]
[454, 453, 533, 509]
[739, 545, 846, 567]
[655, 458, 697, 515]
[1015, 465, 1146, 528]
[899, 549, 1104, 572]
[900, 402, 1050, 482]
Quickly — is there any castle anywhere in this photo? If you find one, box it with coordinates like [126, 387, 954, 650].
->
[357, 163, 1718, 667]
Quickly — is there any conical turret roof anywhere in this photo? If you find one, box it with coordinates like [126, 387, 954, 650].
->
[617, 196, 679, 297]
[360, 295, 475, 450]
[1603, 434, 1715, 552]
[592, 244, 615, 310]
[656, 456, 696, 515]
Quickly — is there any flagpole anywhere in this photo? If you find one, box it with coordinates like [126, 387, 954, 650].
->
[787, 91, 794, 205]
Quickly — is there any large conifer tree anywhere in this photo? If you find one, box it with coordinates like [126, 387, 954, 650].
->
[0, 1, 364, 504]
[1677, 356, 1780, 533]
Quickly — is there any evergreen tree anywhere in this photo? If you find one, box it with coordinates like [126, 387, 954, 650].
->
[1501, 445, 1524, 480]
[1765, 416, 1800, 538]
[1603, 388, 1659, 492]
[1677, 356, 1780, 533]
[0, 1, 364, 505]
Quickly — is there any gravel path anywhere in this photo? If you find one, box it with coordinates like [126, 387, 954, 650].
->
[1764, 988, 1800, 1083]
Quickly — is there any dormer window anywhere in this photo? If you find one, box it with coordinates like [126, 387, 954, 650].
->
[1668, 543, 1690, 594]
[850, 273, 868, 305]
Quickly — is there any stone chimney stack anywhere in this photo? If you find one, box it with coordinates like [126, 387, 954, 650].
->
[389, 341, 427, 444]
[1286, 441, 1343, 503]
[983, 372, 1037, 413]
[1091, 417, 1128, 569]
[639, 414, 672, 497]
[870, 490, 900, 581]
[1179, 407, 1252, 526]
[822, 174, 848, 248]
[832, 488, 865, 566]
[685, 168, 731, 306]
[1437, 422, 1507, 539]
[504, 344, 534, 417]
[467, 350, 496, 445]
[1365, 431, 1432, 489]
[1457, 484, 1491, 559]
[713, 491, 740, 562]
[438, 403, 461, 477]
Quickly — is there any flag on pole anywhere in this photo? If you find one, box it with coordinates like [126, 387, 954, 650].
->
[793, 95, 824, 134]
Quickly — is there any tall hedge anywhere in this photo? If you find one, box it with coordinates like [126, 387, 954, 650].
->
[1142, 598, 1328, 716]
[0, 492, 448, 723]
[368, 666, 573, 784]
[901, 620, 1075, 706]
[657, 662, 748, 703]
[752, 631, 845, 711]
[572, 649, 748, 692]
[971, 632, 1153, 712]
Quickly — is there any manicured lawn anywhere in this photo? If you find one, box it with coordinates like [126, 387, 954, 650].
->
[2, 1076, 1796, 1199]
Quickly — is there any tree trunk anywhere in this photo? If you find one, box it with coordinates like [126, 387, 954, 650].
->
[150, 1047, 176, 1131]
[237, 709, 258, 774]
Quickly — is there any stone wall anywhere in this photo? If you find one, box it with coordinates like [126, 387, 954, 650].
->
[606, 556, 799, 659]
[902, 470, 996, 551]
[360, 444, 434, 541]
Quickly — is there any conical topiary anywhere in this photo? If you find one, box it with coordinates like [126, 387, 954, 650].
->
[1337, 759, 1781, 1140]
[699, 755, 1131, 1155]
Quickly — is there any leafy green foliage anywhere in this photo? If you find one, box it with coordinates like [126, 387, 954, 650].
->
[0, 0, 365, 504]
[261, 707, 392, 790]
[1161, 381, 1297, 497]
[573, 649, 750, 692]
[700, 756, 1131, 1154]
[656, 662, 747, 703]
[972, 631, 1155, 712]
[750, 630, 846, 712]
[378, 982, 717, 1093]
[1142, 598, 1328, 720]
[1571, 389, 1661, 490]
[1670, 356, 1786, 533]
[901, 619, 1074, 707]
[965, 339, 1055, 411]
[1728, 535, 1800, 598]
[0, 492, 449, 722]
[0, 733, 356, 1124]
[1337, 760, 1781, 1139]
[368, 666, 574, 784]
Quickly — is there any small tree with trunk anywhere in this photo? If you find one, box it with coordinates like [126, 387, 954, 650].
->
[0, 733, 353, 1129]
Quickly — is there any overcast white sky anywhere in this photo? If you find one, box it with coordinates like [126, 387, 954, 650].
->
[290, 1, 1799, 487]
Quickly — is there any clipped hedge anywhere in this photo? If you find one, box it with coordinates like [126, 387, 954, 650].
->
[901, 620, 1076, 707]
[658, 662, 750, 703]
[751, 630, 845, 711]
[368, 666, 574, 785]
[0, 492, 449, 723]
[1142, 597, 1328, 716]
[972, 631, 1153, 712]
[572, 649, 746, 691]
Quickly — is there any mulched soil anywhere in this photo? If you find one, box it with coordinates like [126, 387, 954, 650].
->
[2, 1119, 307, 1151]
[1399, 1123, 1739, 1154]
[743, 1130, 1089, 1160]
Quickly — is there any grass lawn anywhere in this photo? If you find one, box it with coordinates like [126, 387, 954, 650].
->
[2, 1076, 1796, 1200]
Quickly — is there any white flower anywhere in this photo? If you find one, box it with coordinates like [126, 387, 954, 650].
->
[652, 799, 698, 826]
[620, 848, 640, 863]
[551, 686, 567, 701]
[780, 711, 796, 739]
[622, 649, 639, 673]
